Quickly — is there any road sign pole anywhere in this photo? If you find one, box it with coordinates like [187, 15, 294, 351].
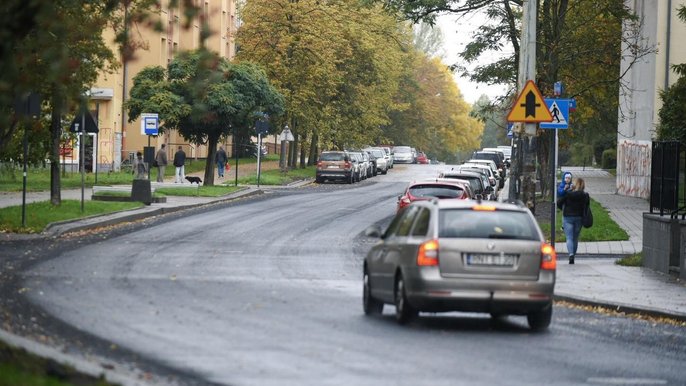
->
[81, 112, 85, 213]
[257, 133, 262, 188]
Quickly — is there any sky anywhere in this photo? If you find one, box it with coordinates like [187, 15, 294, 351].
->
[435, 12, 511, 105]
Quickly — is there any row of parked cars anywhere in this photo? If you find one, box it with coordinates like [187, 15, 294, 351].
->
[395, 146, 512, 212]
[316, 146, 399, 184]
[363, 143, 556, 331]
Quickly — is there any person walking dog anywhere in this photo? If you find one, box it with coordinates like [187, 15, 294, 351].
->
[556, 177, 590, 264]
[215, 146, 228, 179]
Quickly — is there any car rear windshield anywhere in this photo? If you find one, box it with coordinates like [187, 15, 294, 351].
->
[443, 176, 481, 192]
[438, 209, 540, 240]
[409, 184, 465, 199]
[473, 153, 500, 163]
[320, 152, 345, 161]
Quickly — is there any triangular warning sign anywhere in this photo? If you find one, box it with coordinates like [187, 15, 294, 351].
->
[548, 101, 567, 125]
[507, 80, 553, 123]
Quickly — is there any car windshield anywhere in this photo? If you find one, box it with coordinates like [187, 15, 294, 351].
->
[394, 146, 412, 153]
[371, 150, 384, 157]
[320, 152, 345, 161]
[409, 184, 465, 199]
[438, 209, 540, 240]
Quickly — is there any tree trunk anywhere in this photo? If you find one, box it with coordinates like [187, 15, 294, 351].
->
[299, 132, 307, 168]
[205, 136, 218, 186]
[308, 133, 318, 166]
[289, 133, 298, 168]
[49, 90, 63, 206]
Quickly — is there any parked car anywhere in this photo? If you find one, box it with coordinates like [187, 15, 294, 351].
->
[380, 146, 394, 168]
[397, 179, 471, 212]
[348, 151, 366, 182]
[365, 147, 389, 174]
[473, 151, 506, 177]
[315, 151, 355, 184]
[416, 152, 429, 164]
[461, 163, 500, 192]
[446, 166, 497, 199]
[362, 199, 556, 330]
[439, 170, 495, 201]
[393, 146, 414, 164]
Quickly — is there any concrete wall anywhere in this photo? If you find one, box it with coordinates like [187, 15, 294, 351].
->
[643, 213, 679, 273]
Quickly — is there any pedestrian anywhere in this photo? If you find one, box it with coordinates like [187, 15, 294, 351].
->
[155, 143, 168, 182]
[556, 177, 590, 264]
[133, 151, 147, 179]
[215, 145, 227, 178]
[173, 145, 186, 183]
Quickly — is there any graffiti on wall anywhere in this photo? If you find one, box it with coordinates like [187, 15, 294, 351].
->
[617, 139, 651, 199]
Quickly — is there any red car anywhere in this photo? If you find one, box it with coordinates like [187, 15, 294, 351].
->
[416, 152, 429, 164]
[397, 179, 472, 212]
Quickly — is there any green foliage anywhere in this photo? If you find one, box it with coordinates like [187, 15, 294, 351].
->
[127, 49, 284, 185]
[601, 148, 617, 169]
[657, 72, 686, 144]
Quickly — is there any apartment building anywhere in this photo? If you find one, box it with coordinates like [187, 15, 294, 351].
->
[617, 0, 686, 199]
[74, 1, 237, 172]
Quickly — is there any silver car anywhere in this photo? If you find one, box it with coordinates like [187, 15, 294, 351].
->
[362, 200, 556, 330]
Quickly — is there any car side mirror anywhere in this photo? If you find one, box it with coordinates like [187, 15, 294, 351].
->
[365, 225, 383, 238]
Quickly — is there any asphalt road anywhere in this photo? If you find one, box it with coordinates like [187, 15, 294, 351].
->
[12, 164, 686, 385]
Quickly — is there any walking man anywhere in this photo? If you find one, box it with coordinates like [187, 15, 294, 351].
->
[155, 143, 168, 182]
[173, 146, 186, 183]
[215, 145, 228, 178]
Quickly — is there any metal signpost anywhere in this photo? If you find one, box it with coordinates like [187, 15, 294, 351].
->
[140, 113, 159, 180]
[255, 118, 270, 187]
[279, 125, 294, 172]
[540, 97, 572, 246]
[69, 108, 98, 212]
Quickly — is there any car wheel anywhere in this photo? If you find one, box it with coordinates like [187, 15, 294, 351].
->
[363, 270, 383, 315]
[394, 274, 417, 324]
[382, 168, 388, 175]
[315, 176, 323, 183]
[527, 304, 553, 331]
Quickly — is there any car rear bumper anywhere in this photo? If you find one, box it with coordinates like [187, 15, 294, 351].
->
[316, 170, 351, 179]
[403, 267, 555, 314]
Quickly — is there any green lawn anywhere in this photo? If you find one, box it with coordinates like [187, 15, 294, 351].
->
[237, 165, 315, 185]
[538, 198, 629, 242]
[0, 200, 143, 233]
[156, 185, 243, 197]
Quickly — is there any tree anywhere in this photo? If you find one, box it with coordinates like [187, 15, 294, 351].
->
[127, 49, 284, 185]
[656, 5, 686, 144]
[237, 0, 411, 167]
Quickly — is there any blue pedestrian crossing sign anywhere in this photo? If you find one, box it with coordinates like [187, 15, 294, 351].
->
[540, 99, 570, 129]
[506, 123, 514, 139]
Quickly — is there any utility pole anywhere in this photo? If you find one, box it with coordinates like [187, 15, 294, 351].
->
[511, 0, 539, 210]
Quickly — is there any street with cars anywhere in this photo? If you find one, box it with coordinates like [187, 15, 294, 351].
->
[1, 161, 685, 385]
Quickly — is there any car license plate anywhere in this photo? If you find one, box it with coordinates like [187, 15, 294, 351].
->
[467, 254, 516, 266]
[328, 165, 339, 169]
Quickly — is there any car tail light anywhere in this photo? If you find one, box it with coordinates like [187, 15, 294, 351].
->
[317, 161, 323, 168]
[344, 161, 352, 169]
[417, 239, 439, 266]
[540, 243, 556, 270]
[472, 204, 496, 211]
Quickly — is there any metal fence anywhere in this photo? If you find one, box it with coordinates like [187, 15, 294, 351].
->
[650, 141, 681, 217]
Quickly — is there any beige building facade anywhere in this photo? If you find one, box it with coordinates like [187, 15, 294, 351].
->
[617, 0, 686, 198]
[76, 1, 237, 172]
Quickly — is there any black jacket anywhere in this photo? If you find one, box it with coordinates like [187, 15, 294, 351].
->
[173, 150, 186, 167]
[557, 190, 589, 217]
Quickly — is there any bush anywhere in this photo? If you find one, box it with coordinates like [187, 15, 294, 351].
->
[601, 148, 617, 169]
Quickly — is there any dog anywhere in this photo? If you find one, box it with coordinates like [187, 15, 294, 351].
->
[185, 176, 202, 184]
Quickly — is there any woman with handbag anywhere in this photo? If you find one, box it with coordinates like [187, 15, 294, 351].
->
[556, 177, 590, 264]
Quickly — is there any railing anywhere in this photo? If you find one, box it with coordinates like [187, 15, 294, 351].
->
[649, 141, 682, 218]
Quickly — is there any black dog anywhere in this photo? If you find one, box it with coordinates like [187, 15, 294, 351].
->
[185, 176, 202, 184]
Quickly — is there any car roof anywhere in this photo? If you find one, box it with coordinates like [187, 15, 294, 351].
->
[412, 199, 527, 212]
[441, 170, 482, 177]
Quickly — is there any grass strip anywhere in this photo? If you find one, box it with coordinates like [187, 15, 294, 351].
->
[616, 252, 643, 266]
[0, 200, 142, 233]
[0, 340, 118, 386]
[538, 198, 629, 242]
[155, 185, 242, 197]
[237, 166, 315, 185]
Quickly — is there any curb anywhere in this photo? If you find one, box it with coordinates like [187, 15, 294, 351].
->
[554, 293, 686, 323]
